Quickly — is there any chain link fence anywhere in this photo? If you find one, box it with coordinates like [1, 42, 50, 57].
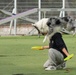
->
[0, 0, 76, 25]
[0, 0, 76, 35]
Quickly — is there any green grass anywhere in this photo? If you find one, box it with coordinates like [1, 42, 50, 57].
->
[0, 35, 76, 75]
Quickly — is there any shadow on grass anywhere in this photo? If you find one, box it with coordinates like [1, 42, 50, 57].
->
[0, 54, 31, 57]
[12, 67, 76, 75]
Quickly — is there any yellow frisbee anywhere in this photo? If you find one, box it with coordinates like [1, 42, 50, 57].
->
[31, 46, 43, 50]
[64, 54, 74, 61]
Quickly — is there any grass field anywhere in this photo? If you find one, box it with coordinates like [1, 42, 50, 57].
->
[0, 35, 76, 75]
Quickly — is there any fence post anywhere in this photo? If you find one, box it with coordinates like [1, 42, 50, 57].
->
[62, 0, 65, 17]
[38, 0, 41, 21]
[14, 0, 17, 35]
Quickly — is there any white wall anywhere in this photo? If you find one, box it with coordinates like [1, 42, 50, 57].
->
[0, 25, 38, 35]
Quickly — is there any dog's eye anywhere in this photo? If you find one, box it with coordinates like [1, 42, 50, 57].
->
[64, 17, 69, 22]
[55, 20, 61, 25]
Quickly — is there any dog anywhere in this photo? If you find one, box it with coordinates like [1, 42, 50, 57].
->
[32, 18, 49, 37]
[32, 16, 76, 42]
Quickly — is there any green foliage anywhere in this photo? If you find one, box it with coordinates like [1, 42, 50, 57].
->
[0, 35, 76, 75]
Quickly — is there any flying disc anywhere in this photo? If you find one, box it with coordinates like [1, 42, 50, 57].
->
[31, 46, 43, 50]
[64, 54, 74, 61]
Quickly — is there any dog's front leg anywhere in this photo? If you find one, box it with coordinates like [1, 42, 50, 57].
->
[43, 28, 53, 43]
[43, 35, 48, 43]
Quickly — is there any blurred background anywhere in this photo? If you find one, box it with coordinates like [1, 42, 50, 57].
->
[0, 0, 76, 35]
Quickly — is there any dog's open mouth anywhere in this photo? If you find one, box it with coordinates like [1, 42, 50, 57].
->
[41, 32, 47, 35]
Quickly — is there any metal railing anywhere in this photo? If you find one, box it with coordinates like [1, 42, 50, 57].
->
[0, 0, 76, 24]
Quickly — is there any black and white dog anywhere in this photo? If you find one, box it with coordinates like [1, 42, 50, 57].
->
[32, 16, 76, 42]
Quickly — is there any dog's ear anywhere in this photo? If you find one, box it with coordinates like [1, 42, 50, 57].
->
[47, 21, 51, 26]
[55, 19, 61, 25]
[47, 18, 51, 27]
[47, 18, 52, 27]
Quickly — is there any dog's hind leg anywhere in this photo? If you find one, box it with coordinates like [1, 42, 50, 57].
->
[33, 26, 41, 38]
